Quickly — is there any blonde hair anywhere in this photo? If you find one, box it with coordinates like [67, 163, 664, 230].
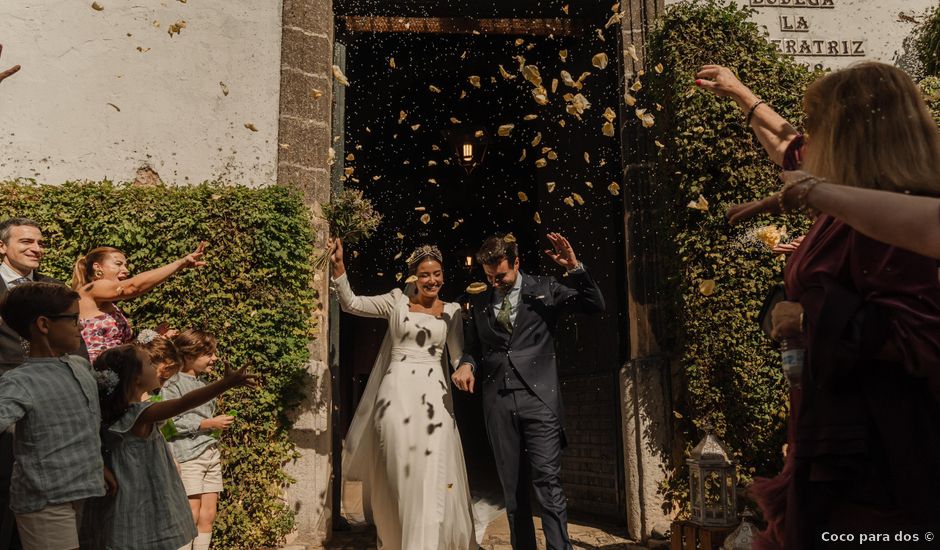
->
[801, 62, 940, 196]
[72, 246, 123, 289]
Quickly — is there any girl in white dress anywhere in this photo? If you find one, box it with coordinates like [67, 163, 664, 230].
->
[329, 239, 476, 550]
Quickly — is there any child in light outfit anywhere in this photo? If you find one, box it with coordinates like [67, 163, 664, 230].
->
[0, 283, 113, 550]
[162, 329, 235, 550]
[85, 343, 256, 549]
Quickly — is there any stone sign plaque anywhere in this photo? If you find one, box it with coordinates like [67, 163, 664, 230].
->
[665, 0, 936, 70]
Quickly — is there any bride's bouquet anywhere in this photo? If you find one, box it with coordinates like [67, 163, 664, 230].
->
[314, 188, 382, 270]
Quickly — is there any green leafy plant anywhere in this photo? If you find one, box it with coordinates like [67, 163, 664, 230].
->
[913, 4, 940, 78]
[0, 181, 317, 549]
[636, 0, 816, 516]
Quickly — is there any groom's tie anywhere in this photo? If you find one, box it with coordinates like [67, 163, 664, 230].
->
[496, 293, 513, 335]
[7, 276, 31, 288]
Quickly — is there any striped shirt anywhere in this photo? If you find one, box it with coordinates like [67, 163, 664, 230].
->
[161, 372, 218, 463]
[0, 355, 105, 513]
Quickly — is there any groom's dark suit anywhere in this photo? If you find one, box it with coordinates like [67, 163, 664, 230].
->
[463, 267, 604, 550]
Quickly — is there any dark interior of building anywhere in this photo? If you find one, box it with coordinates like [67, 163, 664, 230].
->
[333, 0, 630, 523]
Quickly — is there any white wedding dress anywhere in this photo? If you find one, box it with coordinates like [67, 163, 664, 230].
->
[333, 273, 477, 550]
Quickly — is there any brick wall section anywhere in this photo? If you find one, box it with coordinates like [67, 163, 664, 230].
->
[562, 372, 622, 519]
[277, 0, 336, 545]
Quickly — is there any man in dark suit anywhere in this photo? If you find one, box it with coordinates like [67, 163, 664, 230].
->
[453, 232, 605, 550]
[0, 217, 85, 549]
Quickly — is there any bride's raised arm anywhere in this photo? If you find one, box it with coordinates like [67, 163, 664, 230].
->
[328, 237, 398, 319]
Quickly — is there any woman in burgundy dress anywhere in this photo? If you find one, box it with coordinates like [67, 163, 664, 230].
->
[702, 62, 940, 548]
[73, 242, 206, 362]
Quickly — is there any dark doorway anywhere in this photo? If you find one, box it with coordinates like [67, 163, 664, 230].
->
[334, 2, 628, 525]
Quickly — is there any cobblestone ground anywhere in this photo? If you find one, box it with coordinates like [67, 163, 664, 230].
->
[312, 515, 652, 549]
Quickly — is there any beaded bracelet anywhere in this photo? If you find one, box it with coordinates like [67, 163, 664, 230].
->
[745, 99, 766, 126]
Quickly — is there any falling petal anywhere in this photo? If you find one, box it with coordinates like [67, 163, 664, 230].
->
[608, 182, 621, 195]
[432, 144, 440, 151]
[469, 75, 481, 88]
[546, 181, 556, 193]
[641, 113, 655, 128]
[534, 212, 542, 224]
[519, 149, 527, 161]
[592, 53, 609, 70]
[584, 152, 590, 164]
[406, 275, 418, 284]
[687, 195, 709, 211]
[522, 65, 542, 87]
[699, 279, 717, 296]
[564, 196, 575, 207]
[504, 233, 517, 243]
[498, 65, 516, 80]
[655, 140, 665, 148]
[631, 79, 643, 92]
[107, 103, 121, 112]
[754, 225, 784, 249]
[429, 84, 442, 93]
[460, 90, 467, 99]
[596, 29, 605, 42]
[245, 123, 258, 132]
[411, 124, 421, 131]
[219, 82, 230, 96]
[532, 90, 549, 105]
[450, 117, 462, 124]
[518, 191, 529, 202]
[346, 153, 355, 161]
[559, 49, 568, 62]
[332, 65, 350, 86]
[535, 158, 548, 168]
[389, 57, 396, 68]
[428, 160, 437, 166]
[547, 151, 558, 160]
[562, 4, 569, 14]
[399, 110, 407, 123]
[572, 192, 585, 205]
[531, 132, 542, 147]
[605, 12, 624, 28]
[466, 282, 488, 294]
[395, 273, 403, 281]
[167, 20, 187, 36]
[655, 63, 664, 74]
[627, 44, 639, 62]
[428, 178, 437, 185]
[603, 107, 617, 122]
[624, 92, 636, 106]
[328, 147, 335, 165]
[498, 124, 515, 136]
[91, 1, 104, 10]
[523, 114, 538, 121]
[474, 130, 485, 138]
[420, 214, 431, 224]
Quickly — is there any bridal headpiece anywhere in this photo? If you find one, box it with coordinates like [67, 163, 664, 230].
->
[405, 244, 443, 269]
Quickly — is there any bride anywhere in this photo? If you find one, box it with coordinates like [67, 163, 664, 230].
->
[329, 238, 477, 550]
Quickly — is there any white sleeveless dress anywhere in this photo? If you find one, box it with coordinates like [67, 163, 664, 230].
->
[333, 274, 476, 550]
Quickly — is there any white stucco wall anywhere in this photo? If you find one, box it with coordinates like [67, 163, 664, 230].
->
[0, 0, 282, 186]
[664, 0, 936, 70]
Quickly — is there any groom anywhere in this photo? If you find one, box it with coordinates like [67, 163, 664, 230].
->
[453, 232, 605, 550]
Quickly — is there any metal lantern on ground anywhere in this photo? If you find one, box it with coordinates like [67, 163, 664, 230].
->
[722, 507, 758, 550]
[688, 430, 738, 528]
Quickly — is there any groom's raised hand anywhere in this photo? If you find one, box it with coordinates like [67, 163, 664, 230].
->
[452, 363, 475, 393]
[543, 232, 580, 270]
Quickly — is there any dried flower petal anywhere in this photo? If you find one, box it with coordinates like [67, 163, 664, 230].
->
[584, 152, 590, 164]
[332, 65, 350, 86]
[534, 212, 542, 224]
[420, 213, 431, 224]
[450, 117, 462, 124]
[498, 124, 515, 136]
[547, 151, 558, 160]
[429, 84, 442, 93]
[562, 4, 569, 14]
[389, 58, 396, 68]
[411, 124, 421, 131]
[522, 65, 542, 87]
[245, 123, 258, 132]
[535, 158, 548, 168]
[603, 107, 617, 122]
[466, 282, 488, 294]
[655, 63, 664, 74]
[399, 111, 407, 124]
[519, 149, 527, 161]
[687, 195, 709, 211]
[624, 92, 636, 106]
[559, 49, 568, 62]
[608, 182, 621, 195]
[168, 20, 187, 36]
[405, 275, 418, 284]
[630, 79, 642, 92]
[499, 65, 516, 80]
[563, 196, 575, 207]
[572, 192, 585, 205]
[546, 182, 556, 193]
[602, 121, 615, 137]
[469, 75, 481, 88]
[627, 44, 639, 62]
[699, 279, 716, 296]
[523, 114, 538, 121]
[531, 132, 542, 147]
[91, 1, 104, 10]
[518, 191, 529, 202]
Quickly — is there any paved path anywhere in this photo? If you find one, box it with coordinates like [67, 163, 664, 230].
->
[312, 515, 650, 549]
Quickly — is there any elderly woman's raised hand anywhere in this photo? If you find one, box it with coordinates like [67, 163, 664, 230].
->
[180, 241, 208, 269]
[694, 65, 753, 100]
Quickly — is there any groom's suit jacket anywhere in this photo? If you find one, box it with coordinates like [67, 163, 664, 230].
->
[462, 268, 605, 442]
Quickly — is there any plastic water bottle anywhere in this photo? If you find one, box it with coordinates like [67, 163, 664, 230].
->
[781, 336, 804, 388]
